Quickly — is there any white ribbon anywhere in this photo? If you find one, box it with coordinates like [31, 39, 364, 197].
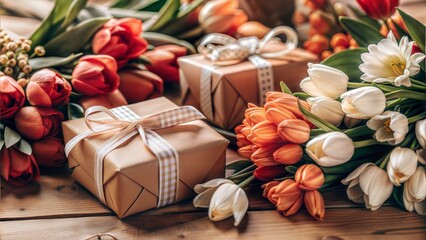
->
[197, 26, 298, 121]
[65, 105, 205, 207]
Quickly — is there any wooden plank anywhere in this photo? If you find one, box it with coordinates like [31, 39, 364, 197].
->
[1, 207, 425, 240]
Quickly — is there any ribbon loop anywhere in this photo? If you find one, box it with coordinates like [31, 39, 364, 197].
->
[65, 104, 206, 207]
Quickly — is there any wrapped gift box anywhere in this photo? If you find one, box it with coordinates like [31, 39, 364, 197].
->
[178, 48, 318, 130]
[62, 97, 229, 218]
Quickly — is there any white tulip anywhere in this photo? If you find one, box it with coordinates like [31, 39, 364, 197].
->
[300, 63, 349, 99]
[340, 87, 386, 119]
[193, 178, 248, 226]
[306, 132, 354, 167]
[344, 116, 362, 128]
[387, 147, 418, 186]
[415, 119, 426, 149]
[417, 149, 426, 165]
[403, 167, 426, 215]
[366, 111, 408, 145]
[308, 97, 345, 126]
[342, 163, 393, 211]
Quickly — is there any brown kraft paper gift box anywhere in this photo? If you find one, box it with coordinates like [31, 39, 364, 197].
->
[178, 48, 318, 130]
[62, 97, 229, 218]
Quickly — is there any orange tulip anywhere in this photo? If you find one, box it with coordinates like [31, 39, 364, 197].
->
[320, 50, 333, 61]
[309, 10, 333, 35]
[304, 0, 326, 10]
[295, 164, 325, 190]
[391, 12, 408, 33]
[31, 138, 67, 168]
[235, 123, 246, 134]
[273, 143, 303, 165]
[118, 68, 163, 103]
[251, 120, 282, 146]
[245, 105, 267, 127]
[79, 89, 128, 111]
[144, 45, 187, 83]
[272, 179, 304, 216]
[265, 96, 309, 120]
[0, 147, 40, 186]
[304, 190, 325, 220]
[262, 180, 280, 199]
[277, 119, 310, 144]
[254, 165, 285, 182]
[15, 107, 64, 140]
[236, 133, 251, 148]
[304, 34, 329, 55]
[265, 107, 297, 126]
[238, 144, 254, 158]
[251, 145, 280, 166]
[330, 33, 349, 49]
[240, 125, 254, 142]
[266, 91, 296, 103]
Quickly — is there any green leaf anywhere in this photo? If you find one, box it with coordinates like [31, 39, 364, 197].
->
[297, 100, 341, 132]
[392, 185, 404, 208]
[280, 81, 292, 94]
[339, 17, 384, 48]
[68, 103, 84, 120]
[142, 32, 196, 54]
[29, 53, 83, 70]
[284, 165, 297, 173]
[139, 0, 168, 11]
[61, 0, 88, 30]
[348, 5, 381, 30]
[397, 8, 425, 53]
[146, 0, 180, 31]
[44, 17, 109, 56]
[226, 160, 252, 171]
[320, 174, 343, 189]
[15, 139, 32, 155]
[322, 48, 367, 82]
[4, 127, 21, 148]
[109, 8, 156, 20]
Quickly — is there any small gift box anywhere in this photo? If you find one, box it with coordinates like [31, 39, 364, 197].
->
[62, 97, 229, 218]
[178, 27, 318, 130]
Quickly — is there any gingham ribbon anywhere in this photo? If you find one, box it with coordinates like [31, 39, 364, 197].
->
[197, 26, 298, 119]
[64, 105, 205, 207]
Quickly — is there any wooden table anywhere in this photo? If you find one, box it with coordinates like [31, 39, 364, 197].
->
[1, 149, 425, 240]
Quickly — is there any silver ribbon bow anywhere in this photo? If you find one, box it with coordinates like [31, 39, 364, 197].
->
[196, 26, 298, 121]
[64, 105, 205, 207]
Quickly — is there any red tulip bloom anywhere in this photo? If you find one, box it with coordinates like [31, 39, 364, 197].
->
[356, 0, 399, 20]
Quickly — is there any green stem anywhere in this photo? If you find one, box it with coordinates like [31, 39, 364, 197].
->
[344, 125, 373, 138]
[347, 82, 372, 88]
[353, 139, 379, 148]
[228, 171, 254, 181]
[238, 175, 255, 189]
[411, 79, 426, 86]
[229, 164, 256, 177]
[385, 90, 426, 101]
[379, 153, 391, 169]
[408, 112, 426, 123]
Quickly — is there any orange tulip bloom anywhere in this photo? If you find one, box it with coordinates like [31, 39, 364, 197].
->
[238, 144, 254, 158]
[304, 34, 329, 55]
[272, 179, 304, 216]
[277, 119, 310, 144]
[265, 91, 294, 103]
[265, 96, 310, 120]
[273, 143, 303, 165]
[118, 68, 163, 103]
[251, 145, 280, 166]
[304, 190, 325, 220]
[266, 107, 297, 126]
[295, 164, 325, 190]
[262, 180, 279, 199]
[144, 45, 187, 83]
[251, 120, 282, 146]
[240, 125, 254, 142]
[236, 133, 251, 148]
[254, 165, 285, 182]
[245, 104, 267, 127]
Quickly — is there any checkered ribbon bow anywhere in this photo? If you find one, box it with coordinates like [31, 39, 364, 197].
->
[65, 105, 205, 207]
[196, 26, 298, 121]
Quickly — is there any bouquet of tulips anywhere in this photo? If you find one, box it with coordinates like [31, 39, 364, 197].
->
[192, 7, 425, 225]
[0, 0, 190, 186]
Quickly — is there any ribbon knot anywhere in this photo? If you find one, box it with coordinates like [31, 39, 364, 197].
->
[65, 104, 205, 208]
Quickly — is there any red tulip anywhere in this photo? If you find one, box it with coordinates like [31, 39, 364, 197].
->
[72, 55, 120, 96]
[79, 89, 128, 111]
[31, 138, 67, 168]
[0, 147, 40, 186]
[0, 76, 25, 119]
[356, 0, 399, 20]
[92, 18, 148, 68]
[144, 45, 187, 83]
[118, 69, 163, 103]
[26, 69, 72, 107]
[254, 165, 285, 182]
[14, 107, 64, 140]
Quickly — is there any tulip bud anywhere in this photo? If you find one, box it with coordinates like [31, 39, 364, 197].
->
[304, 190, 325, 220]
[251, 145, 280, 166]
[417, 149, 426, 165]
[300, 63, 348, 99]
[306, 132, 354, 167]
[266, 108, 297, 126]
[272, 179, 304, 216]
[238, 144, 254, 158]
[295, 164, 324, 190]
[308, 97, 345, 126]
[251, 120, 282, 146]
[387, 147, 418, 186]
[344, 116, 362, 128]
[277, 119, 310, 144]
[265, 91, 291, 103]
[320, 50, 333, 61]
[262, 180, 280, 198]
[330, 33, 349, 49]
[236, 133, 251, 148]
[15, 107, 64, 140]
[303, 34, 329, 55]
[403, 167, 426, 215]
[415, 119, 426, 149]
[245, 106, 267, 126]
[254, 165, 285, 182]
[273, 143, 303, 165]
[356, 0, 399, 20]
[236, 21, 271, 39]
[340, 87, 386, 119]
[367, 111, 408, 145]
[309, 10, 334, 35]
[265, 96, 309, 120]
